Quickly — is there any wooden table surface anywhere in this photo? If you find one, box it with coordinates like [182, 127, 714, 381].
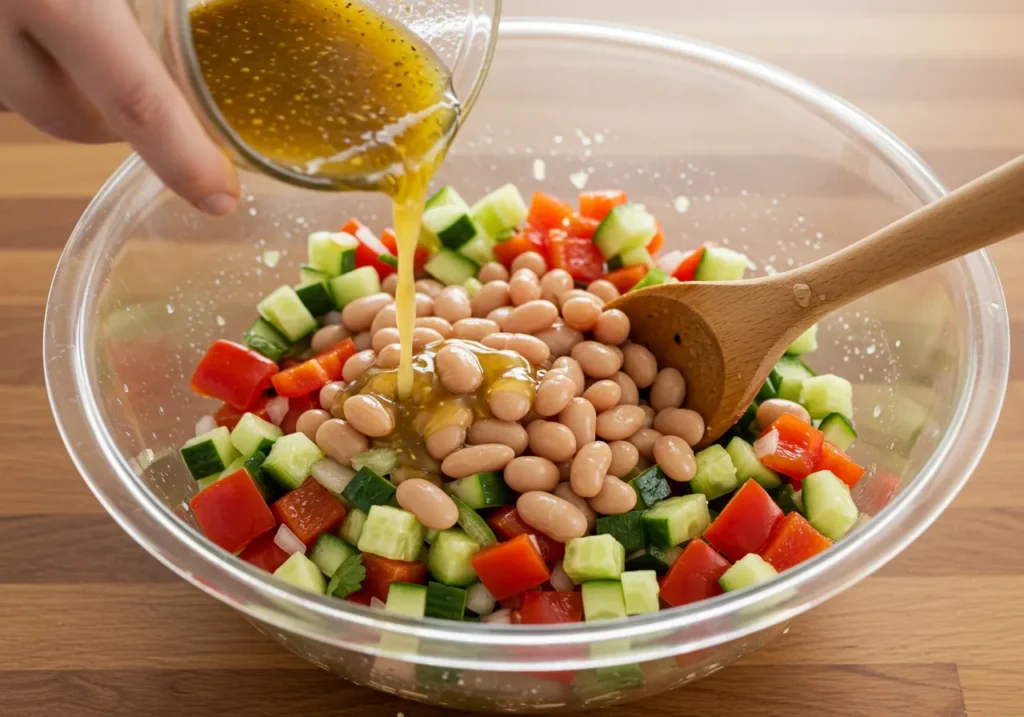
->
[2, 1, 1022, 715]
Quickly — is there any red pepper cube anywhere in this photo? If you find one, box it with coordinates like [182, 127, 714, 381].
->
[548, 232, 606, 284]
[344, 218, 397, 279]
[758, 512, 833, 572]
[814, 441, 866, 489]
[519, 591, 584, 625]
[271, 478, 347, 546]
[493, 229, 545, 269]
[527, 191, 574, 232]
[702, 479, 784, 563]
[271, 357, 333, 398]
[756, 413, 825, 480]
[191, 340, 278, 410]
[659, 539, 731, 607]
[314, 338, 356, 382]
[280, 393, 317, 435]
[213, 397, 270, 431]
[487, 506, 565, 564]
[190, 469, 276, 554]
[470, 534, 551, 601]
[578, 190, 627, 221]
[238, 530, 291, 573]
[602, 264, 649, 294]
[671, 245, 707, 282]
[361, 553, 427, 601]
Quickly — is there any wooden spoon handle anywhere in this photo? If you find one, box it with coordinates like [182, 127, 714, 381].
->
[780, 154, 1024, 323]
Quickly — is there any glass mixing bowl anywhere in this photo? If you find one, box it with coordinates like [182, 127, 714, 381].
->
[45, 19, 1009, 712]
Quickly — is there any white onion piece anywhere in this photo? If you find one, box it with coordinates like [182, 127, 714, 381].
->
[528, 534, 541, 554]
[310, 458, 356, 494]
[656, 249, 685, 273]
[370, 596, 387, 610]
[753, 429, 779, 460]
[549, 562, 575, 593]
[481, 608, 511, 624]
[273, 524, 306, 556]
[266, 396, 290, 425]
[466, 582, 496, 617]
[194, 414, 217, 437]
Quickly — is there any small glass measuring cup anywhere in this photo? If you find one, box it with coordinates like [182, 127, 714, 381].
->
[129, 0, 500, 191]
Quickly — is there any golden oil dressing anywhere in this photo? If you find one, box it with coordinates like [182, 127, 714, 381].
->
[191, 0, 458, 398]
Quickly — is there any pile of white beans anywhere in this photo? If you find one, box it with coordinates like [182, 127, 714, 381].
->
[290, 251, 710, 542]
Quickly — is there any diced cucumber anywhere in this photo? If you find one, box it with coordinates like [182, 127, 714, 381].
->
[195, 473, 221, 492]
[244, 449, 283, 502]
[307, 231, 358, 276]
[342, 466, 397, 513]
[181, 426, 240, 481]
[463, 277, 483, 298]
[628, 268, 673, 292]
[273, 553, 327, 595]
[447, 472, 510, 509]
[563, 534, 626, 584]
[197, 453, 245, 491]
[581, 580, 627, 621]
[641, 495, 711, 548]
[800, 374, 854, 421]
[385, 581, 428, 618]
[257, 285, 318, 342]
[471, 183, 529, 236]
[423, 205, 481, 251]
[425, 582, 467, 621]
[620, 570, 660, 615]
[596, 512, 645, 552]
[424, 249, 479, 286]
[689, 444, 739, 500]
[593, 204, 657, 259]
[730, 402, 760, 442]
[309, 533, 359, 577]
[350, 448, 400, 477]
[294, 281, 335, 317]
[298, 264, 330, 286]
[694, 246, 748, 281]
[726, 436, 782, 491]
[425, 184, 469, 211]
[458, 233, 497, 266]
[339, 508, 368, 545]
[328, 266, 381, 308]
[772, 356, 816, 403]
[449, 495, 497, 546]
[357, 505, 425, 562]
[802, 470, 859, 540]
[242, 317, 290, 361]
[230, 412, 283, 457]
[262, 433, 325, 491]
[606, 246, 655, 272]
[427, 529, 480, 586]
[786, 324, 819, 356]
[819, 413, 857, 451]
[719, 553, 778, 592]
[773, 484, 804, 515]
[756, 375, 778, 403]
[628, 465, 671, 510]
[624, 544, 683, 575]
[424, 528, 439, 545]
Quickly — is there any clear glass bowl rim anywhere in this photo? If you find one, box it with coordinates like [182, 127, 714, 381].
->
[44, 18, 1009, 668]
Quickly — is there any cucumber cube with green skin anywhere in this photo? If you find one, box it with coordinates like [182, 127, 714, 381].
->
[628, 465, 671, 509]
[581, 580, 627, 621]
[628, 268, 672, 292]
[273, 553, 327, 595]
[309, 533, 359, 577]
[689, 444, 739, 500]
[625, 544, 683, 575]
[818, 413, 857, 451]
[593, 204, 657, 259]
[641, 495, 711, 548]
[357, 505, 425, 562]
[230, 412, 283, 457]
[563, 534, 626, 584]
[262, 433, 325, 491]
[448, 495, 497, 546]
[772, 484, 804, 516]
[470, 183, 529, 236]
[329, 266, 381, 309]
[341, 467, 396, 513]
[719, 553, 778, 592]
[425, 184, 469, 211]
[338, 508, 368, 545]
[181, 426, 240, 481]
[596, 512, 645, 552]
[726, 436, 782, 491]
[425, 582, 467, 621]
[424, 249, 479, 286]
[257, 285, 318, 342]
[427, 529, 480, 587]
[423, 206, 480, 251]
[620, 570, 660, 615]
[802, 470, 859, 540]
[350, 448, 400, 477]
[294, 281, 335, 317]
[800, 374, 854, 420]
[386, 582, 428, 618]
[785, 324, 819, 356]
[448, 472, 510, 509]
[307, 231, 358, 275]
[772, 356, 816, 403]
[694, 246, 749, 281]
[242, 317, 290, 361]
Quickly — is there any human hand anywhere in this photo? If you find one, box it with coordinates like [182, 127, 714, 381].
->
[0, 0, 239, 215]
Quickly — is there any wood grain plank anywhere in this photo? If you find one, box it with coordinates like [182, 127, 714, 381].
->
[0, 198, 90, 249]
[0, 308, 44, 386]
[0, 251, 59, 306]
[959, 664, 1024, 717]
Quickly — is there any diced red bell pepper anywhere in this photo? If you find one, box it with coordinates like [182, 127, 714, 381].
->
[343, 219, 397, 279]
[271, 478, 347, 546]
[213, 396, 270, 431]
[548, 231, 606, 284]
[238, 530, 291, 573]
[527, 191, 574, 232]
[814, 441, 865, 489]
[602, 264, 648, 294]
[702, 479, 784, 562]
[280, 393, 317, 435]
[758, 512, 832, 572]
[567, 214, 601, 240]
[659, 539, 732, 608]
[191, 469, 276, 554]
[578, 190, 627, 221]
[645, 221, 664, 255]
[361, 553, 427, 601]
[470, 534, 551, 601]
[519, 591, 584, 625]
[493, 229, 545, 269]
[271, 357, 332, 398]
[487, 506, 565, 564]
[672, 246, 706, 282]
[756, 414, 825, 481]
[499, 587, 541, 611]
[314, 338, 356, 382]
[191, 340, 279, 410]
[344, 587, 374, 606]
[380, 228, 430, 272]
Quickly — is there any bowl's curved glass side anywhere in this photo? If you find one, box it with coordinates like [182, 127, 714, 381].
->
[45, 19, 1008, 697]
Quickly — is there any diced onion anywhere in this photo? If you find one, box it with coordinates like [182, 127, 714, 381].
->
[528, 534, 541, 554]
[310, 458, 356, 494]
[273, 524, 306, 556]
[549, 562, 575, 593]
[753, 429, 779, 459]
[657, 249, 685, 273]
[370, 596, 387, 610]
[266, 396, 290, 425]
[466, 582, 496, 617]
[481, 608, 511, 624]
[194, 414, 217, 436]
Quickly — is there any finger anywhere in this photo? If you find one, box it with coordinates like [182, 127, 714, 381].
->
[23, 0, 240, 215]
[0, 28, 119, 144]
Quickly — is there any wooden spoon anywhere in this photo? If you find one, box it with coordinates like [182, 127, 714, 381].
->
[608, 155, 1024, 448]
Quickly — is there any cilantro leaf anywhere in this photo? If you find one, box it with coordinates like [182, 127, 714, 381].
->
[327, 554, 365, 598]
